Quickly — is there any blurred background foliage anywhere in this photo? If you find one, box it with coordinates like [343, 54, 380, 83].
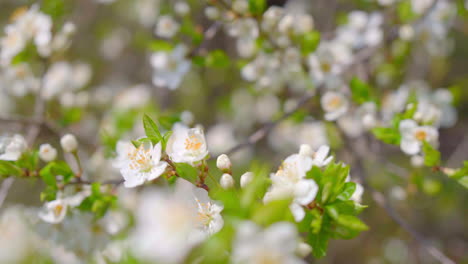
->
[0, 0, 467, 263]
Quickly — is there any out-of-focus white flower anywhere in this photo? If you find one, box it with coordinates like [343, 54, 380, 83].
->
[0, 6, 52, 64]
[131, 179, 223, 263]
[296, 242, 312, 258]
[206, 123, 238, 155]
[411, 155, 425, 167]
[337, 11, 383, 49]
[378, 0, 397, 6]
[216, 154, 232, 171]
[155, 15, 180, 38]
[232, 0, 249, 13]
[113, 84, 151, 110]
[399, 119, 438, 155]
[399, 24, 415, 41]
[232, 221, 305, 264]
[174, 2, 190, 15]
[60, 134, 78, 153]
[351, 182, 364, 203]
[220, 173, 235, 189]
[204, 6, 220, 20]
[255, 94, 280, 123]
[412, 0, 435, 14]
[39, 143, 57, 162]
[151, 45, 191, 90]
[41, 62, 91, 100]
[240, 171, 254, 188]
[2, 63, 40, 97]
[321, 91, 349, 121]
[0, 134, 27, 161]
[39, 199, 68, 224]
[115, 141, 168, 188]
[166, 123, 209, 164]
[180, 110, 194, 125]
[264, 152, 318, 222]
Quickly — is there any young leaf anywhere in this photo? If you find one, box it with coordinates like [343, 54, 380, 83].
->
[422, 141, 440, 167]
[143, 114, 163, 143]
[0, 161, 23, 177]
[175, 163, 198, 183]
[371, 127, 401, 145]
[337, 182, 356, 201]
[350, 77, 372, 104]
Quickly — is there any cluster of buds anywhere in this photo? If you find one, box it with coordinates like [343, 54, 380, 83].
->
[217, 154, 253, 189]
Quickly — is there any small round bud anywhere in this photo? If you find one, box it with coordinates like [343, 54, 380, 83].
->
[296, 242, 312, 258]
[299, 144, 313, 157]
[216, 154, 232, 171]
[240, 171, 254, 188]
[39, 144, 57, 162]
[410, 155, 424, 168]
[220, 173, 234, 189]
[60, 134, 78, 153]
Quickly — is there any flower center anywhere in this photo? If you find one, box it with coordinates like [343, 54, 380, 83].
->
[328, 96, 342, 109]
[53, 204, 64, 217]
[414, 130, 427, 141]
[128, 145, 153, 172]
[185, 135, 202, 151]
[9, 6, 27, 22]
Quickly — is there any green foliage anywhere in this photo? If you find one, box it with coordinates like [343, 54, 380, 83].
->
[175, 162, 198, 182]
[299, 31, 321, 55]
[58, 107, 83, 126]
[350, 77, 373, 104]
[449, 161, 468, 189]
[143, 114, 163, 144]
[397, 0, 417, 22]
[148, 40, 173, 52]
[78, 183, 116, 218]
[303, 162, 367, 258]
[206, 50, 230, 68]
[371, 127, 401, 145]
[0, 160, 23, 178]
[11, 43, 37, 65]
[248, 0, 266, 15]
[40, 161, 74, 185]
[252, 199, 293, 226]
[41, 0, 66, 20]
[422, 141, 440, 167]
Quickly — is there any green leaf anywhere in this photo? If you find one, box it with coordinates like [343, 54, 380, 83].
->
[299, 31, 321, 55]
[41, 0, 66, 20]
[148, 40, 173, 51]
[206, 50, 230, 68]
[40, 161, 74, 185]
[143, 114, 162, 144]
[309, 209, 323, 234]
[337, 182, 356, 201]
[336, 215, 368, 232]
[248, 0, 266, 15]
[371, 127, 401, 145]
[252, 199, 293, 226]
[422, 141, 440, 167]
[40, 186, 58, 201]
[308, 215, 331, 258]
[0, 161, 23, 177]
[350, 77, 372, 104]
[175, 163, 198, 183]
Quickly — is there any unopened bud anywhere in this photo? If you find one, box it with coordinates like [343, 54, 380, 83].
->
[299, 144, 313, 157]
[39, 143, 57, 162]
[240, 171, 253, 188]
[296, 242, 312, 258]
[216, 154, 232, 171]
[220, 173, 234, 189]
[60, 134, 78, 153]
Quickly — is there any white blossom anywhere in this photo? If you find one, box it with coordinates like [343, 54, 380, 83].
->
[39, 143, 57, 162]
[166, 123, 209, 164]
[216, 154, 232, 171]
[0, 134, 27, 161]
[232, 221, 305, 264]
[150, 45, 191, 90]
[155, 15, 180, 38]
[60, 134, 78, 153]
[321, 91, 349, 121]
[115, 141, 168, 188]
[220, 173, 235, 189]
[240, 171, 254, 188]
[264, 152, 318, 222]
[399, 119, 438, 155]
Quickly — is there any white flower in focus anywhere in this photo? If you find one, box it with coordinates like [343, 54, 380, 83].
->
[131, 179, 223, 263]
[0, 134, 27, 161]
[151, 45, 191, 90]
[117, 141, 168, 188]
[39, 143, 57, 162]
[264, 152, 318, 222]
[39, 199, 68, 224]
[155, 15, 180, 38]
[60, 134, 78, 153]
[166, 123, 209, 164]
[232, 221, 305, 264]
[321, 91, 349, 121]
[399, 119, 438, 155]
